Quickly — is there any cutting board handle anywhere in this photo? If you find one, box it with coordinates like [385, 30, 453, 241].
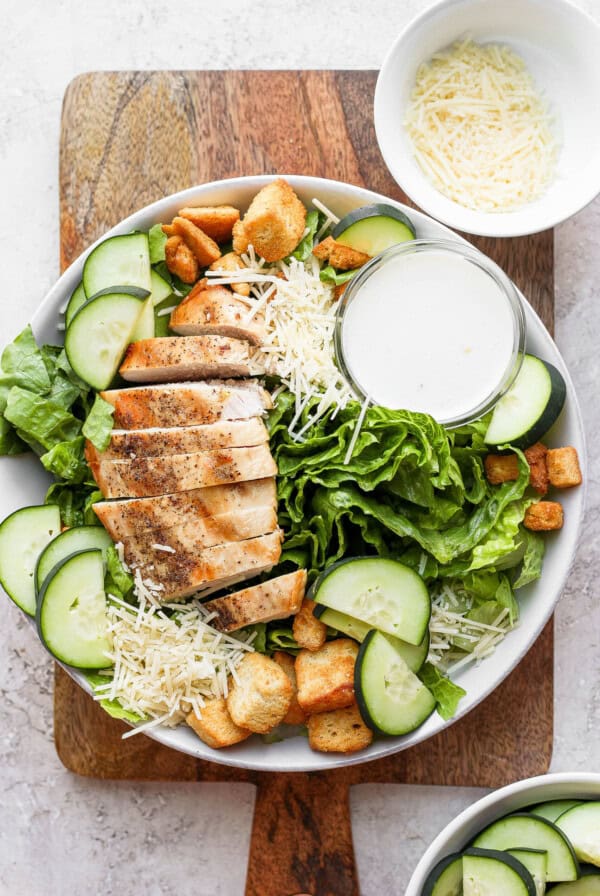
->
[246, 772, 359, 896]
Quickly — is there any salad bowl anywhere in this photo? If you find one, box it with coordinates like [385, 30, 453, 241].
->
[0, 175, 586, 771]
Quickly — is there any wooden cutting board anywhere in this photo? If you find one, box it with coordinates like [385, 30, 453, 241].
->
[57, 71, 555, 896]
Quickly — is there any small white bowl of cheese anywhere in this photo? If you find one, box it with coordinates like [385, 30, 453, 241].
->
[374, 0, 600, 237]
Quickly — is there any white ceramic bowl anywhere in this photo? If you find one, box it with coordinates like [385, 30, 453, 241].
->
[0, 175, 586, 771]
[374, 0, 600, 237]
[406, 772, 600, 894]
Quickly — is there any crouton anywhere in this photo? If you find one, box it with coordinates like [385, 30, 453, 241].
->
[171, 216, 221, 267]
[186, 698, 251, 749]
[307, 703, 373, 754]
[273, 651, 306, 726]
[484, 453, 519, 485]
[237, 179, 306, 262]
[328, 243, 370, 271]
[164, 235, 199, 284]
[161, 223, 177, 237]
[226, 652, 293, 734]
[312, 236, 336, 262]
[547, 447, 582, 489]
[178, 206, 240, 243]
[524, 442, 549, 495]
[232, 219, 250, 255]
[296, 639, 358, 714]
[334, 281, 350, 302]
[293, 598, 327, 652]
[524, 501, 564, 531]
[209, 252, 251, 297]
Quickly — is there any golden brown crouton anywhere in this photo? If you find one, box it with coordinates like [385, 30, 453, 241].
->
[186, 698, 251, 749]
[293, 598, 327, 652]
[328, 243, 371, 271]
[161, 223, 177, 237]
[524, 501, 564, 531]
[164, 235, 199, 284]
[312, 236, 336, 262]
[524, 442, 549, 495]
[307, 703, 373, 754]
[296, 639, 358, 714]
[273, 651, 307, 726]
[226, 653, 293, 734]
[171, 216, 222, 267]
[209, 252, 251, 297]
[237, 179, 307, 262]
[232, 219, 250, 255]
[484, 453, 519, 485]
[178, 206, 240, 243]
[547, 447, 582, 488]
[334, 281, 350, 302]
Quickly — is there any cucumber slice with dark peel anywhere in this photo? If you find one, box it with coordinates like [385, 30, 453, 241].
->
[531, 801, 583, 823]
[83, 232, 151, 297]
[463, 849, 537, 896]
[421, 852, 463, 896]
[332, 203, 416, 255]
[149, 269, 173, 306]
[65, 282, 87, 326]
[485, 354, 567, 449]
[35, 525, 113, 594]
[312, 556, 430, 645]
[36, 549, 112, 669]
[0, 505, 61, 616]
[472, 814, 579, 882]
[507, 849, 548, 896]
[550, 877, 600, 894]
[555, 802, 600, 866]
[355, 629, 435, 735]
[313, 604, 429, 672]
[65, 291, 145, 389]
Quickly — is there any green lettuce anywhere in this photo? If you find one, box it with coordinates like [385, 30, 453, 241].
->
[148, 223, 167, 264]
[419, 663, 466, 720]
[82, 394, 114, 451]
[85, 673, 145, 724]
[104, 546, 134, 602]
[319, 266, 358, 286]
[288, 210, 320, 262]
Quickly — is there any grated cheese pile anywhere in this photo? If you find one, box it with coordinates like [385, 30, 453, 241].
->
[94, 593, 255, 738]
[427, 582, 515, 674]
[405, 37, 558, 211]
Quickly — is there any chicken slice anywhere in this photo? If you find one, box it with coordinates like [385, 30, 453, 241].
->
[169, 284, 266, 345]
[86, 443, 277, 499]
[100, 380, 272, 430]
[204, 570, 307, 632]
[97, 418, 268, 462]
[119, 335, 262, 383]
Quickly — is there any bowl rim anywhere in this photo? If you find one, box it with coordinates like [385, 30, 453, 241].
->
[405, 771, 600, 895]
[20, 173, 587, 772]
[374, 0, 600, 238]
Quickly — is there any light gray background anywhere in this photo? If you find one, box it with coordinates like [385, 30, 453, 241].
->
[1, 1, 599, 893]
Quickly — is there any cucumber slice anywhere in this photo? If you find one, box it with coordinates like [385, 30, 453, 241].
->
[472, 814, 579, 882]
[531, 801, 583, 823]
[86, 285, 150, 301]
[556, 803, 600, 866]
[83, 233, 151, 297]
[355, 629, 435, 735]
[35, 525, 113, 594]
[130, 297, 155, 341]
[36, 549, 112, 669]
[65, 291, 145, 390]
[313, 604, 429, 672]
[150, 269, 173, 306]
[507, 849, 548, 896]
[422, 853, 463, 896]
[485, 354, 567, 449]
[0, 505, 61, 616]
[312, 557, 430, 645]
[550, 877, 600, 894]
[463, 849, 536, 896]
[332, 203, 416, 256]
[65, 282, 87, 327]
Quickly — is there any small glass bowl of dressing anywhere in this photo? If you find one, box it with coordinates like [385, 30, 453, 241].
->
[334, 239, 526, 427]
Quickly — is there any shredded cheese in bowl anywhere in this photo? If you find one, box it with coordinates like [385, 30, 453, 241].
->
[404, 37, 558, 212]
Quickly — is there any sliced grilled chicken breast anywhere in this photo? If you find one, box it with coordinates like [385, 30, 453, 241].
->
[169, 284, 266, 345]
[204, 570, 307, 632]
[93, 478, 277, 540]
[86, 443, 277, 499]
[100, 380, 272, 429]
[119, 335, 263, 383]
[137, 529, 283, 601]
[97, 418, 268, 462]
[120, 504, 278, 569]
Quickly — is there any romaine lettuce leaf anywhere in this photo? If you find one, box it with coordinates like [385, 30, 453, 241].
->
[289, 210, 320, 262]
[41, 436, 89, 483]
[418, 662, 466, 720]
[104, 546, 134, 601]
[148, 223, 167, 264]
[84, 673, 144, 724]
[82, 394, 114, 451]
[319, 266, 358, 286]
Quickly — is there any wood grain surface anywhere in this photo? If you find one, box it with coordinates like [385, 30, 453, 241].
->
[58, 71, 555, 896]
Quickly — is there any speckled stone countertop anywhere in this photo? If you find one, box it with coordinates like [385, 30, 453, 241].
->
[1, 1, 599, 893]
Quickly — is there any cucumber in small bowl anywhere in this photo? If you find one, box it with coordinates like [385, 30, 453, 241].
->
[555, 802, 600, 866]
[332, 203, 416, 256]
[421, 852, 463, 896]
[462, 848, 537, 896]
[0, 505, 62, 616]
[472, 813, 579, 882]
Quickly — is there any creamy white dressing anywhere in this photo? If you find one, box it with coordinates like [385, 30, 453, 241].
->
[340, 249, 516, 422]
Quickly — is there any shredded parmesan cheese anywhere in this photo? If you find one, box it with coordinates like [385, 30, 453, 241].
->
[405, 37, 558, 211]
